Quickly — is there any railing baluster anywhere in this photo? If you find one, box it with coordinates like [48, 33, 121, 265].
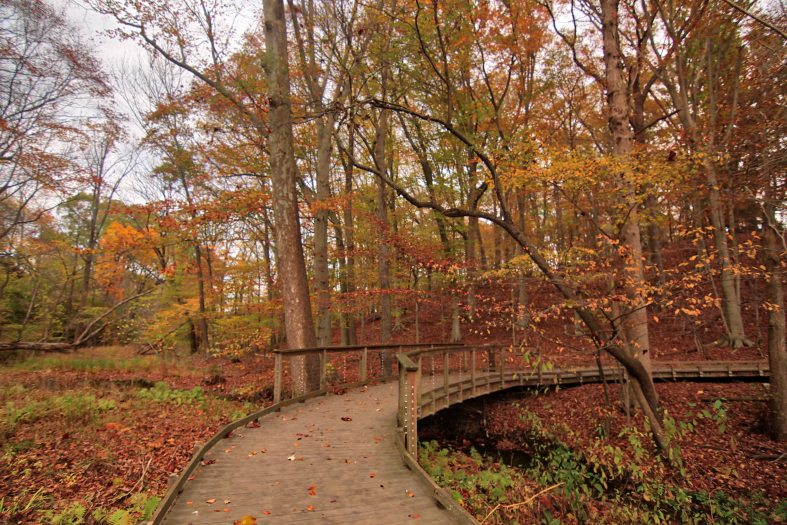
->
[320, 349, 327, 390]
[500, 347, 505, 385]
[406, 366, 418, 456]
[361, 346, 368, 382]
[443, 350, 449, 408]
[274, 352, 282, 404]
[471, 348, 477, 396]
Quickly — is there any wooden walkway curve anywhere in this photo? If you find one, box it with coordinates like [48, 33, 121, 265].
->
[158, 381, 456, 524]
[151, 343, 769, 525]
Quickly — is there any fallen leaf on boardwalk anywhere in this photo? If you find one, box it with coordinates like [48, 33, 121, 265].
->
[224, 499, 231, 504]
[260, 448, 268, 453]
[223, 508, 230, 512]
[205, 498, 216, 504]
[201, 459, 216, 466]
[234, 516, 257, 525]
[369, 472, 376, 478]
[287, 455, 296, 461]
[409, 513, 421, 519]
[262, 510, 272, 515]
[341, 416, 352, 421]
[406, 490, 415, 498]
[246, 421, 261, 428]
[373, 435, 383, 443]
[306, 505, 315, 512]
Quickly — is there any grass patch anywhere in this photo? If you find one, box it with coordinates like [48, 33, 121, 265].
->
[11, 354, 156, 373]
[136, 382, 206, 405]
[2, 392, 117, 436]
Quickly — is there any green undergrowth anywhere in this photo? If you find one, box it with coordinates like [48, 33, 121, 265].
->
[11, 354, 157, 373]
[136, 381, 206, 405]
[420, 407, 786, 524]
[3, 392, 117, 436]
[34, 492, 160, 525]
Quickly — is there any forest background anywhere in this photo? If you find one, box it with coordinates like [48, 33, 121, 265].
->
[0, 0, 785, 521]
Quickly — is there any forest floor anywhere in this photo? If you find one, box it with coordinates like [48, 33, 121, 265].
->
[0, 346, 276, 524]
[420, 381, 786, 524]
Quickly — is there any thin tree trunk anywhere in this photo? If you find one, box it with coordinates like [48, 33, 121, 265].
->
[342, 127, 358, 345]
[314, 115, 333, 346]
[705, 158, 751, 347]
[763, 201, 786, 440]
[193, 243, 210, 352]
[374, 68, 393, 376]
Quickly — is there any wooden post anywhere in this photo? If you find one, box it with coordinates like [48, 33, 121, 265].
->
[471, 348, 477, 396]
[320, 349, 327, 389]
[274, 352, 282, 403]
[406, 366, 419, 456]
[487, 347, 495, 371]
[459, 350, 465, 403]
[361, 346, 368, 382]
[398, 365, 406, 427]
[443, 350, 449, 407]
[417, 355, 423, 409]
[500, 347, 505, 385]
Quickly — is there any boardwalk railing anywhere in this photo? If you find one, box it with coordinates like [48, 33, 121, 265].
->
[396, 343, 770, 456]
[272, 342, 458, 403]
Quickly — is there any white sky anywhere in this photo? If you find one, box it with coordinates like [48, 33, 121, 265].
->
[56, 1, 145, 68]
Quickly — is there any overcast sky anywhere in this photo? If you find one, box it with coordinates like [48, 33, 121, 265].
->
[55, 1, 144, 69]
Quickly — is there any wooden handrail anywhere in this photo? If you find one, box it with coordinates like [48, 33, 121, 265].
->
[271, 342, 459, 355]
[394, 344, 771, 474]
[273, 342, 455, 403]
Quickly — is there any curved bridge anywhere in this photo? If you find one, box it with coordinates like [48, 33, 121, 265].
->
[150, 343, 769, 525]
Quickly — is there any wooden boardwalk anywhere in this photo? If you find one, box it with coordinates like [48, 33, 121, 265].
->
[156, 353, 769, 525]
[160, 381, 455, 524]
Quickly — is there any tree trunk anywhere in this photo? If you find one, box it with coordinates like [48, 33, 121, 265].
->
[705, 158, 751, 347]
[450, 295, 461, 343]
[601, 0, 653, 394]
[763, 202, 786, 440]
[314, 115, 333, 346]
[193, 243, 210, 352]
[374, 67, 393, 377]
[342, 128, 358, 346]
[263, 0, 319, 393]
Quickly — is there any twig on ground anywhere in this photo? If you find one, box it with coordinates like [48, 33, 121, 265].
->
[108, 456, 153, 505]
[480, 482, 564, 523]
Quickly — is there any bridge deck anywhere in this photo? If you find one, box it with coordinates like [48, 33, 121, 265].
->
[159, 361, 768, 524]
[160, 381, 454, 525]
